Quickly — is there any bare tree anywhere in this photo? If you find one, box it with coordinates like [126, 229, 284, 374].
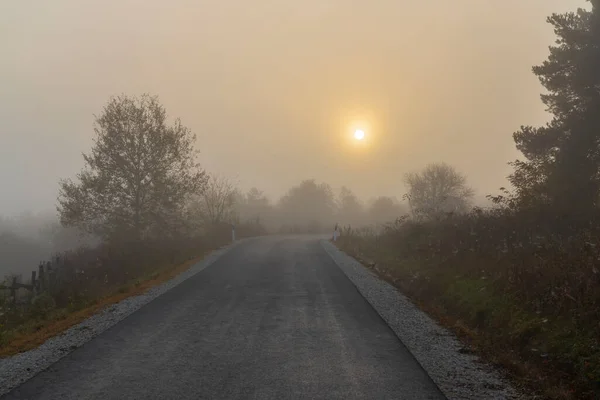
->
[57, 94, 207, 242]
[404, 163, 474, 220]
[193, 174, 238, 226]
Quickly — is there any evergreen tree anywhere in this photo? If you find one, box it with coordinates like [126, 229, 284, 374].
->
[511, 1, 600, 211]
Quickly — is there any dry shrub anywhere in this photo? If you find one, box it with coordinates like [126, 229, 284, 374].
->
[0, 220, 265, 339]
[339, 207, 600, 399]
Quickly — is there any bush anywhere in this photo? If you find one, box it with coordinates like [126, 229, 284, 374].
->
[338, 207, 600, 399]
[29, 292, 56, 319]
[0, 227, 251, 350]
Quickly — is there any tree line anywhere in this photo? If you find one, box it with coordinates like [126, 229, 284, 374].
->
[53, 92, 477, 245]
[337, 2, 600, 398]
[496, 1, 600, 217]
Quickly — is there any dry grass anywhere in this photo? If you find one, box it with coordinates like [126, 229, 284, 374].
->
[0, 254, 206, 357]
[338, 209, 600, 400]
[0, 220, 265, 357]
[343, 243, 578, 399]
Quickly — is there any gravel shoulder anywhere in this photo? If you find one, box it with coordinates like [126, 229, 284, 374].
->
[321, 239, 527, 400]
[0, 239, 245, 397]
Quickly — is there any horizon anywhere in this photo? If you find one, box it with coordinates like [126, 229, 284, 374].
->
[1, 0, 587, 217]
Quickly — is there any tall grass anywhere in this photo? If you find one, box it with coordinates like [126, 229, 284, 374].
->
[338, 208, 600, 399]
[0, 220, 266, 351]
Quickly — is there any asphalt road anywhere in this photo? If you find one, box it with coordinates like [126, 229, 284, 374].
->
[3, 236, 445, 400]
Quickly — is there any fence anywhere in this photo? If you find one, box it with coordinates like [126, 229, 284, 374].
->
[0, 219, 267, 313]
[0, 256, 69, 306]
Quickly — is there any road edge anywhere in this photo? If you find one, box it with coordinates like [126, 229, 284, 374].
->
[0, 238, 250, 397]
[320, 239, 524, 400]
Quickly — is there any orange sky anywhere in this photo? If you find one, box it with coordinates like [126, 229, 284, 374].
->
[0, 0, 588, 214]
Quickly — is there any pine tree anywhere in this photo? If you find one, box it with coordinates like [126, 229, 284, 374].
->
[511, 1, 600, 212]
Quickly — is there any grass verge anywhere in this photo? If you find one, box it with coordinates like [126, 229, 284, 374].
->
[0, 253, 208, 358]
[337, 240, 598, 400]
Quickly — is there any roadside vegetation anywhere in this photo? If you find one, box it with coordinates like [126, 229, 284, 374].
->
[0, 94, 404, 355]
[337, 208, 599, 399]
[0, 95, 265, 354]
[338, 3, 600, 398]
[2, 2, 598, 398]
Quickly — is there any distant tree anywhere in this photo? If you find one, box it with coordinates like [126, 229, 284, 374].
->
[236, 187, 272, 224]
[278, 179, 336, 231]
[368, 196, 405, 225]
[404, 163, 474, 220]
[57, 94, 207, 242]
[510, 2, 600, 211]
[336, 186, 365, 227]
[191, 174, 237, 226]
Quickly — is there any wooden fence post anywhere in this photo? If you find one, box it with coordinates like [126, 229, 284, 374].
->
[31, 270, 37, 295]
[38, 263, 45, 292]
[11, 276, 17, 307]
[47, 264, 53, 292]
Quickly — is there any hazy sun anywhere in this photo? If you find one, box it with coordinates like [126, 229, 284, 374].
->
[354, 129, 365, 140]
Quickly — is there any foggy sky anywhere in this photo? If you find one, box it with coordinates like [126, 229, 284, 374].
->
[0, 0, 586, 215]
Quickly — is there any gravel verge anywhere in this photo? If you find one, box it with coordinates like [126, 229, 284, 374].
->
[0, 239, 247, 397]
[321, 239, 527, 400]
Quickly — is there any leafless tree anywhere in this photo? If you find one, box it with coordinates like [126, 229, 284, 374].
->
[192, 174, 238, 226]
[404, 163, 474, 220]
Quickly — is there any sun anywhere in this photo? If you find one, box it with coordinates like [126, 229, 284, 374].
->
[354, 129, 365, 140]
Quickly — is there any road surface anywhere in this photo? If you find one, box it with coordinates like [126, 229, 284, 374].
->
[3, 236, 445, 400]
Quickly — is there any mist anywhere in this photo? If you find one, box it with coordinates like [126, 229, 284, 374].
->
[0, 0, 586, 275]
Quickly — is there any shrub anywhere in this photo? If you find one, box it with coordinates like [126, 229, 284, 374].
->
[338, 207, 600, 398]
[29, 292, 56, 319]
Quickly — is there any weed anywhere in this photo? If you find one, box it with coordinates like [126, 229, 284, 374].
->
[337, 209, 600, 399]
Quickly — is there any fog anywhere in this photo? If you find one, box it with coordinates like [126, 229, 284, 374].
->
[0, 1, 587, 274]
